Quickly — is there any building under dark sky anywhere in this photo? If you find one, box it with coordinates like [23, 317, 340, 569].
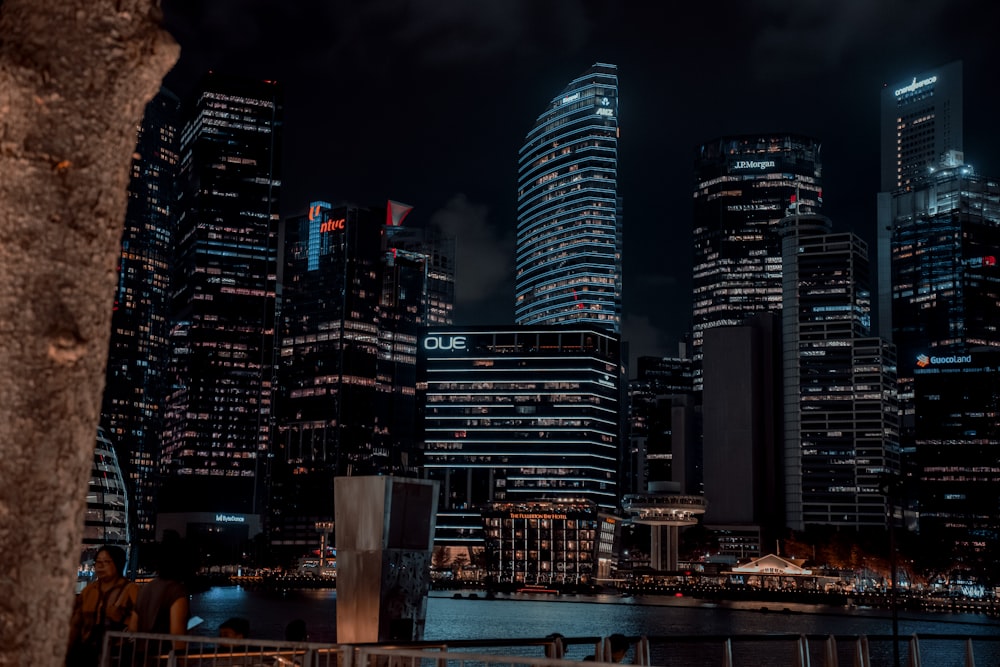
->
[157, 3, 1000, 363]
[270, 200, 439, 555]
[691, 134, 823, 385]
[158, 74, 282, 519]
[515, 63, 622, 334]
[100, 89, 179, 545]
[421, 326, 623, 547]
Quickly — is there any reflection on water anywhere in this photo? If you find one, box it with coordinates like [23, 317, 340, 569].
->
[190, 587, 1000, 664]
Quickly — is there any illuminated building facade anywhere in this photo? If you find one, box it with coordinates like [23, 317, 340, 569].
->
[515, 63, 622, 333]
[420, 326, 623, 547]
[887, 165, 1000, 387]
[692, 134, 823, 386]
[481, 499, 600, 585]
[100, 89, 179, 546]
[879, 61, 963, 193]
[780, 214, 899, 530]
[270, 201, 434, 556]
[385, 212, 456, 326]
[876, 62, 963, 337]
[79, 428, 132, 576]
[159, 74, 282, 525]
[913, 352, 1000, 568]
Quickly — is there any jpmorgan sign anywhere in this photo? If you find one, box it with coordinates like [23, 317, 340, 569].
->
[424, 335, 467, 351]
[732, 160, 776, 171]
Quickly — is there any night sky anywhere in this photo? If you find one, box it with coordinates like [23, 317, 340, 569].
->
[160, 0, 1000, 370]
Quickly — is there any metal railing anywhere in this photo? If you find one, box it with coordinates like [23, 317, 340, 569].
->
[99, 631, 997, 667]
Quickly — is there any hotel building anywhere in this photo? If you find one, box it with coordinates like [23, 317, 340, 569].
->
[481, 499, 602, 586]
[515, 63, 622, 333]
[420, 326, 623, 546]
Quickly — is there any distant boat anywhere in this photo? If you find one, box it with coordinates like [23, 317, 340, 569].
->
[77, 428, 131, 588]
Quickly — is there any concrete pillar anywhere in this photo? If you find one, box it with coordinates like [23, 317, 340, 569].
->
[334, 476, 439, 643]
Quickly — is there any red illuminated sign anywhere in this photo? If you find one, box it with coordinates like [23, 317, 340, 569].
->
[321, 218, 345, 233]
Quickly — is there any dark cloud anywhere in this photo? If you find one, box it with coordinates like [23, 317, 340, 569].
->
[622, 314, 672, 372]
[747, 0, 957, 81]
[430, 194, 513, 311]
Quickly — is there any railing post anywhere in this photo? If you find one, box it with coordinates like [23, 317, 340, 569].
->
[635, 636, 651, 666]
[721, 638, 733, 667]
[795, 634, 811, 667]
[964, 637, 976, 667]
[907, 634, 921, 667]
[823, 635, 838, 667]
[601, 636, 613, 662]
[853, 635, 870, 667]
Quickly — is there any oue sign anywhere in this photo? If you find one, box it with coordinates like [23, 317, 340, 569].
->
[424, 335, 467, 351]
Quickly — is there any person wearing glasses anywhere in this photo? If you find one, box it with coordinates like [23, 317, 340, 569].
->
[66, 545, 139, 666]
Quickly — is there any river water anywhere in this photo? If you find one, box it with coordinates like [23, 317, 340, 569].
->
[189, 587, 1000, 666]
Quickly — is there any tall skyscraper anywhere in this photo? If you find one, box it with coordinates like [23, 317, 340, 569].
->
[876, 62, 963, 337]
[701, 313, 783, 559]
[780, 211, 899, 530]
[100, 89, 180, 546]
[158, 75, 282, 534]
[270, 200, 442, 557]
[692, 134, 823, 385]
[913, 351, 1000, 570]
[420, 326, 623, 546]
[887, 165, 1000, 380]
[879, 61, 963, 193]
[515, 63, 622, 333]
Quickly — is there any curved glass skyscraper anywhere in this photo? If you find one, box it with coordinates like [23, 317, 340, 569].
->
[516, 63, 621, 333]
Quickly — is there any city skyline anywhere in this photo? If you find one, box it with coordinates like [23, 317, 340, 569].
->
[160, 1, 1000, 362]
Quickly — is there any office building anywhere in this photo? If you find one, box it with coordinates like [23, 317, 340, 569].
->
[421, 326, 623, 546]
[692, 134, 823, 385]
[515, 63, 622, 333]
[879, 61, 963, 193]
[385, 209, 456, 326]
[701, 314, 783, 559]
[780, 212, 899, 530]
[270, 200, 440, 557]
[876, 62, 963, 337]
[913, 351, 1000, 569]
[100, 89, 180, 545]
[627, 354, 698, 496]
[887, 165, 1000, 384]
[158, 75, 282, 536]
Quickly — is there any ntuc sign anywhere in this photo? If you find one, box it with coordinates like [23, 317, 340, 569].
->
[424, 335, 467, 351]
[320, 218, 345, 233]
